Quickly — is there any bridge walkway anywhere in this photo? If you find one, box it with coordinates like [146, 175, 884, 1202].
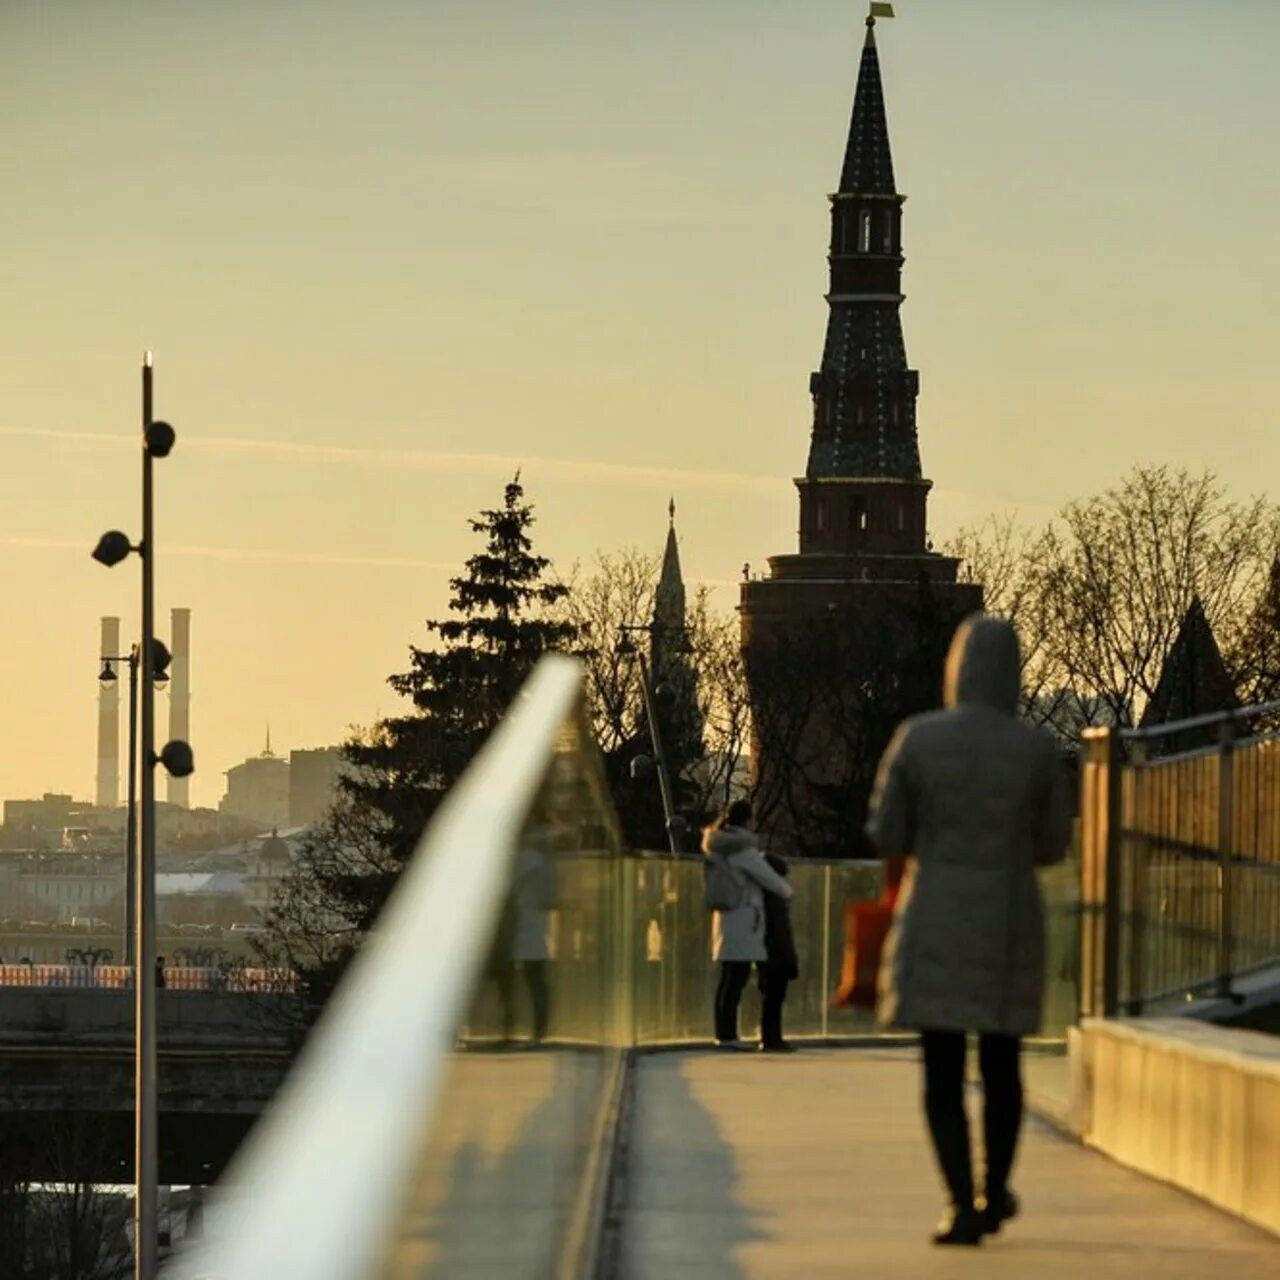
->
[619, 1047, 1280, 1279]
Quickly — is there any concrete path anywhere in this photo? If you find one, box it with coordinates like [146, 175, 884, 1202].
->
[621, 1048, 1280, 1279]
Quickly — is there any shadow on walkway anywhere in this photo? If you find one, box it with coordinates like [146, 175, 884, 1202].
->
[620, 1052, 764, 1280]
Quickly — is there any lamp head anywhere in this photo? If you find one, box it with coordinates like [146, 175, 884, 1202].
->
[149, 637, 172, 678]
[91, 531, 133, 568]
[145, 421, 176, 458]
[98, 661, 118, 684]
[615, 632, 638, 658]
[159, 739, 195, 779]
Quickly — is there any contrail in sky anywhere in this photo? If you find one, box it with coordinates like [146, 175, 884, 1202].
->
[0, 534, 454, 571]
[1, 423, 1060, 517]
[0, 425, 781, 494]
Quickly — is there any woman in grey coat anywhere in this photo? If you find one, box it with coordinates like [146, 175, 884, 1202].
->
[703, 800, 793, 1047]
[866, 614, 1071, 1246]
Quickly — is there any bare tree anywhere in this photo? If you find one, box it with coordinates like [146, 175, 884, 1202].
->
[555, 549, 659, 758]
[944, 512, 1072, 729]
[685, 586, 751, 817]
[946, 467, 1280, 741]
[0, 1111, 131, 1280]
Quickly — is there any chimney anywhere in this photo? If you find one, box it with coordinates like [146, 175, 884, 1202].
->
[168, 607, 191, 808]
[96, 616, 121, 809]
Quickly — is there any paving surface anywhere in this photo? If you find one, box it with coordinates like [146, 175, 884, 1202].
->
[621, 1047, 1280, 1279]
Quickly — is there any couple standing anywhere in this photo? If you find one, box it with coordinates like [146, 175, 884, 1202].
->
[704, 615, 1071, 1247]
[704, 799, 798, 1053]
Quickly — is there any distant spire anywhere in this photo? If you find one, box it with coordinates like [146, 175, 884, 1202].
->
[654, 501, 686, 639]
[264, 724, 273, 758]
[840, 7, 897, 195]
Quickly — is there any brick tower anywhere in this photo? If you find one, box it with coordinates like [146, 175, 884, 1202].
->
[741, 9, 982, 855]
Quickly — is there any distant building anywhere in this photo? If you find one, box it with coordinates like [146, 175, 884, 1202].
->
[220, 735, 290, 832]
[289, 747, 345, 828]
[0, 851, 122, 925]
[3, 794, 75, 848]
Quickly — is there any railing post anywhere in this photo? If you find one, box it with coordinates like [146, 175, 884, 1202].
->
[820, 865, 831, 1040]
[1125, 743, 1147, 1015]
[1217, 717, 1236, 999]
[1100, 732, 1121, 1018]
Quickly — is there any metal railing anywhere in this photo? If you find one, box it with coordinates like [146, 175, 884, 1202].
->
[1080, 701, 1280, 1016]
[0, 963, 297, 991]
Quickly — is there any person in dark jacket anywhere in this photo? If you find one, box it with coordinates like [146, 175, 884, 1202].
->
[757, 852, 799, 1053]
[866, 614, 1071, 1247]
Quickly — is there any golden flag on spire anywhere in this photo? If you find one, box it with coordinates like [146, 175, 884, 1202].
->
[870, 2, 895, 18]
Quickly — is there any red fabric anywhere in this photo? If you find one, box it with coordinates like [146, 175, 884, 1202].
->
[832, 857, 907, 1010]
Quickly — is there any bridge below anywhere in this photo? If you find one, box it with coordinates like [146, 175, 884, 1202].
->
[618, 1048, 1280, 1278]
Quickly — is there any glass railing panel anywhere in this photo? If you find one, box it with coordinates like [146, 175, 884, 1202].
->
[385, 694, 627, 1280]
[629, 856, 885, 1045]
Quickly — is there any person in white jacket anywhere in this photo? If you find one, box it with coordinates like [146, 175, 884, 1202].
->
[703, 800, 794, 1047]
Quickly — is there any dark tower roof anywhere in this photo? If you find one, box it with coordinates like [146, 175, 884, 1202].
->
[839, 20, 897, 196]
[259, 827, 291, 864]
[1141, 598, 1238, 730]
[805, 12, 922, 486]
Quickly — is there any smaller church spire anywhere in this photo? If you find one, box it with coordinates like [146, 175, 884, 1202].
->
[654, 501, 686, 637]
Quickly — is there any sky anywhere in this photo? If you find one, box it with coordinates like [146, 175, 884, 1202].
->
[3, 0, 1278, 808]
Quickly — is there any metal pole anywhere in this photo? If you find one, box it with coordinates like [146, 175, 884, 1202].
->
[1101, 727, 1123, 1018]
[135, 352, 158, 1280]
[635, 648, 679, 854]
[125, 647, 138, 967]
[1217, 718, 1236, 1000]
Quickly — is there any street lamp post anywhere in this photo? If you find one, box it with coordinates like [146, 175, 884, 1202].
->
[91, 352, 194, 1280]
[617, 623, 685, 854]
[99, 646, 171, 967]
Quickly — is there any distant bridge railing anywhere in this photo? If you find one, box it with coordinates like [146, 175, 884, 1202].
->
[0, 963, 298, 992]
[1080, 701, 1280, 1017]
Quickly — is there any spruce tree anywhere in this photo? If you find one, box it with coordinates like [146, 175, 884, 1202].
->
[260, 475, 576, 1008]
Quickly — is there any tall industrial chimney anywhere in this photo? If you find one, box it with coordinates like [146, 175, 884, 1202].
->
[168, 607, 191, 808]
[96, 616, 121, 809]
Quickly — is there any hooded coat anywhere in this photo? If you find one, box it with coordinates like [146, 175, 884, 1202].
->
[703, 826, 794, 963]
[866, 615, 1072, 1035]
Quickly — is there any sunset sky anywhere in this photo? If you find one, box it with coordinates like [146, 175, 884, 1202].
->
[4, 0, 1278, 809]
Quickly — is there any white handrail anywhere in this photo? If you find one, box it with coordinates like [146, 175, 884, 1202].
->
[167, 655, 586, 1280]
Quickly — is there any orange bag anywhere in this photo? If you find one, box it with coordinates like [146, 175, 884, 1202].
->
[832, 856, 906, 1010]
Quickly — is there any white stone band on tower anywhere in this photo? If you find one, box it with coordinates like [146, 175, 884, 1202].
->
[96, 615, 121, 809]
[168, 607, 192, 808]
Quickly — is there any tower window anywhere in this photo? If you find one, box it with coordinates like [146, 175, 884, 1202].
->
[859, 211, 872, 253]
[897, 504, 905, 532]
[851, 498, 868, 535]
[816, 502, 826, 533]
[883, 216, 894, 253]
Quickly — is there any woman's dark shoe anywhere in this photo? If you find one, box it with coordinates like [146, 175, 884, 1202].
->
[758, 1040, 798, 1054]
[980, 1189, 1019, 1235]
[932, 1207, 984, 1247]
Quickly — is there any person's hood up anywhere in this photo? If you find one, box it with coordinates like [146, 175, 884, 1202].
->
[943, 613, 1021, 714]
[703, 825, 755, 857]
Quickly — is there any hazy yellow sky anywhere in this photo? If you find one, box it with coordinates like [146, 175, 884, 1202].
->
[4, 0, 1278, 808]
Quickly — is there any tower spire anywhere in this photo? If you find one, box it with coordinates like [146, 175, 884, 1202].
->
[840, 5, 897, 195]
[805, 1, 922, 495]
